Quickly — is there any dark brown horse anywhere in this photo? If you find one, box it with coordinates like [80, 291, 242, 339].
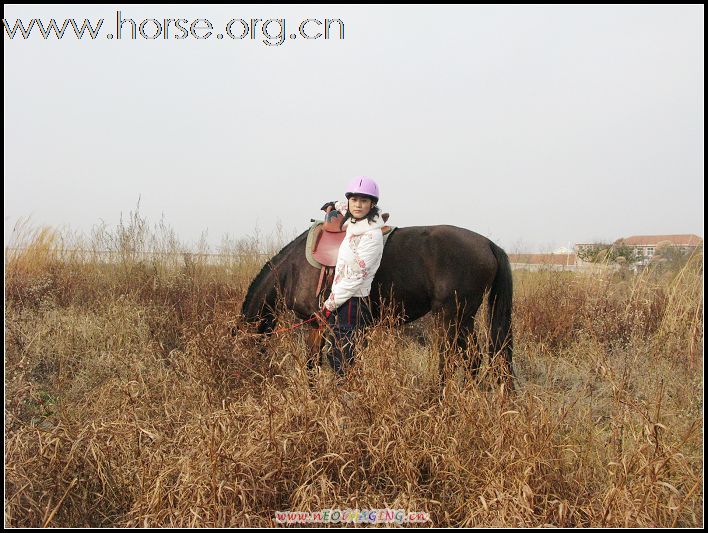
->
[239, 224, 514, 386]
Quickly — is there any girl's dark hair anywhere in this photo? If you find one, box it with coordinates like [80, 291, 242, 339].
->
[339, 196, 381, 230]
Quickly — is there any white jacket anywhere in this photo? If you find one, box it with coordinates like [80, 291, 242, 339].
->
[324, 199, 385, 311]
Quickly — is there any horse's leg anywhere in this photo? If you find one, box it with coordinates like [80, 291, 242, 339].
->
[432, 294, 484, 394]
[305, 327, 324, 370]
[452, 300, 488, 386]
[460, 319, 484, 383]
[430, 302, 451, 395]
[431, 297, 466, 395]
[304, 327, 328, 390]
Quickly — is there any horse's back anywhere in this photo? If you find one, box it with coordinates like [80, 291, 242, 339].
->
[386, 224, 497, 268]
[375, 225, 499, 308]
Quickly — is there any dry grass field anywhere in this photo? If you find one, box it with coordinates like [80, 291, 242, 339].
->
[4, 214, 703, 527]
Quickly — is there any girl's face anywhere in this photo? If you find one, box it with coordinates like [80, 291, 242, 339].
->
[348, 195, 373, 219]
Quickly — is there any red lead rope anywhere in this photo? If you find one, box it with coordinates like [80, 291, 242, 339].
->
[271, 315, 320, 334]
[240, 312, 332, 337]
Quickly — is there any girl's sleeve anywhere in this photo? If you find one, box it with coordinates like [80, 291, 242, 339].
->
[324, 229, 384, 310]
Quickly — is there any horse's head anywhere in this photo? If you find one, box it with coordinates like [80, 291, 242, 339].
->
[230, 312, 276, 353]
[227, 316, 265, 362]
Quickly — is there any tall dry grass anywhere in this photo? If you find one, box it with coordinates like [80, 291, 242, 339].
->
[4, 213, 703, 527]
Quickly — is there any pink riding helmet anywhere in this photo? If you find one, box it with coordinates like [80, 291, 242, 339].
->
[345, 176, 380, 203]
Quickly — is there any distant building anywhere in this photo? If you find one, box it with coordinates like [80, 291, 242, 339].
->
[575, 234, 703, 267]
[616, 234, 703, 267]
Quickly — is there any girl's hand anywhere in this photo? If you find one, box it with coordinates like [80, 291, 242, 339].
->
[323, 299, 335, 314]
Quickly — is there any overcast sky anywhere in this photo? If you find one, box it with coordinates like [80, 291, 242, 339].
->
[4, 4, 704, 253]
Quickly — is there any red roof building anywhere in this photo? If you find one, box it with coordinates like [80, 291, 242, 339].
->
[616, 234, 702, 247]
[575, 234, 702, 266]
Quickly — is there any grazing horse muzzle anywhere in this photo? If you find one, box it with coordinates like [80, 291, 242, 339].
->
[230, 314, 246, 337]
[230, 315, 261, 341]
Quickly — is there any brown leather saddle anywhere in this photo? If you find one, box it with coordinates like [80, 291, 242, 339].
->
[306, 208, 394, 301]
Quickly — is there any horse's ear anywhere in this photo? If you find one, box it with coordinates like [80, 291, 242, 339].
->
[382, 213, 390, 223]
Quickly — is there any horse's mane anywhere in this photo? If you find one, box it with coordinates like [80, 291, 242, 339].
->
[241, 228, 309, 314]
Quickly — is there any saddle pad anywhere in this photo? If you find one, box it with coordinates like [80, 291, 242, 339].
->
[305, 220, 398, 269]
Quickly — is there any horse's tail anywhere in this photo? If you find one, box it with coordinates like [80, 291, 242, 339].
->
[488, 240, 514, 379]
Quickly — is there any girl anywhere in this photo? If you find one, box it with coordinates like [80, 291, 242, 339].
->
[320, 176, 385, 376]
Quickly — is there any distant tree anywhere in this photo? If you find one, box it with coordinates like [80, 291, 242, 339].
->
[611, 241, 639, 264]
[576, 243, 611, 263]
[650, 241, 702, 272]
[577, 242, 638, 264]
